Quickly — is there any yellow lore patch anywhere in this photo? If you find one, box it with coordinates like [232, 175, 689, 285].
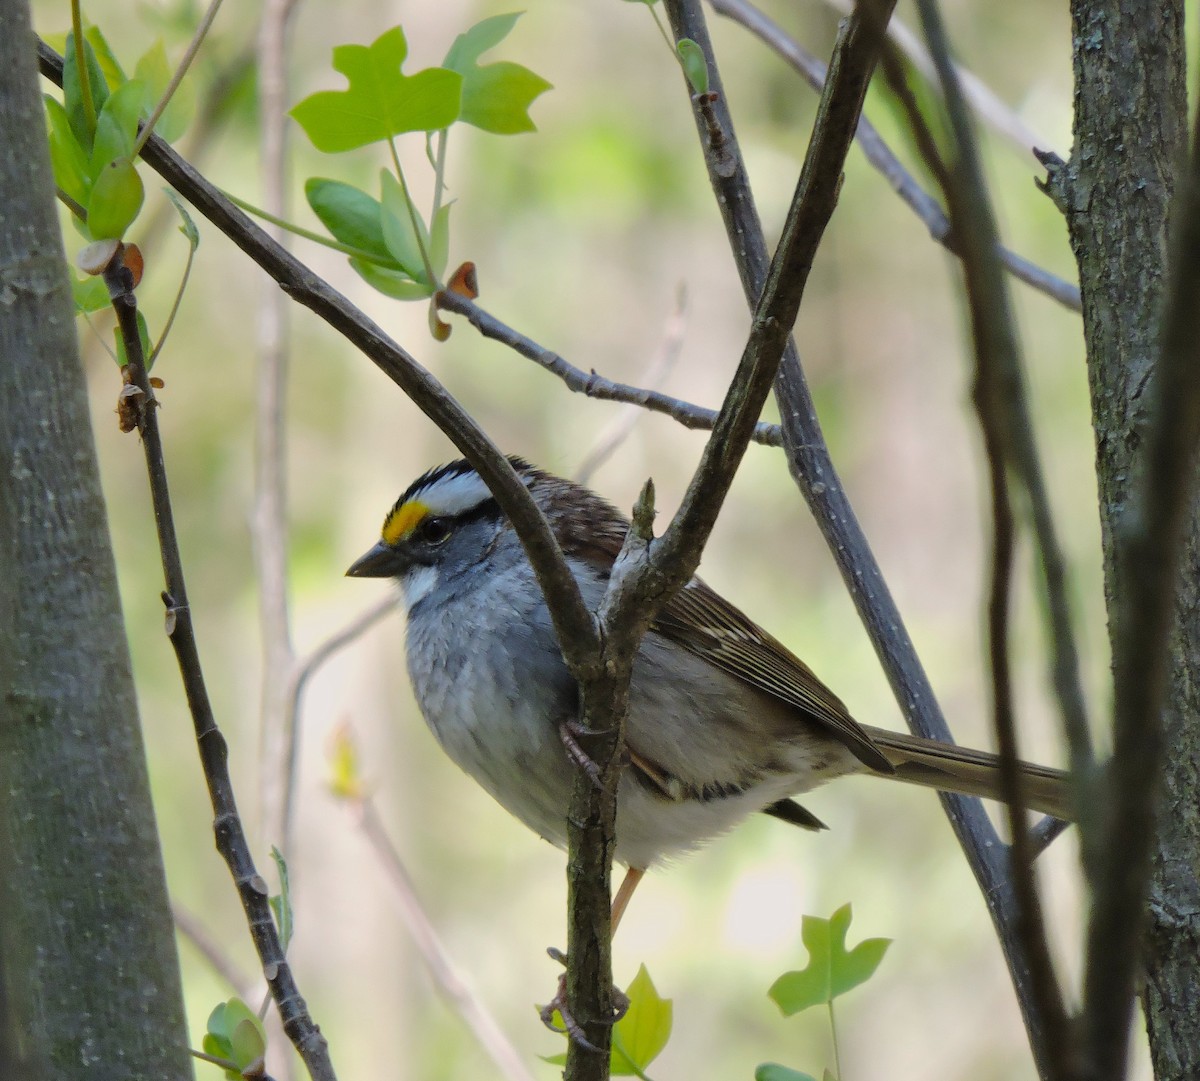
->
[381, 500, 428, 546]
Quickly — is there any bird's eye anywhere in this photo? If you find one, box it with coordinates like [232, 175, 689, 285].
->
[417, 516, 452, 546]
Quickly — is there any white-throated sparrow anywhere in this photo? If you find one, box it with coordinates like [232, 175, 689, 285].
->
[348, 457, 1069, 921]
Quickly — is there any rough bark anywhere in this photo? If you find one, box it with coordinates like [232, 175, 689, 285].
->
[1058, 2, 1196, 1078]
[0, 3, 191, 1077]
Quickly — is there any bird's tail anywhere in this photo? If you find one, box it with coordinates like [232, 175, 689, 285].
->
[862, 726, 1072, 821]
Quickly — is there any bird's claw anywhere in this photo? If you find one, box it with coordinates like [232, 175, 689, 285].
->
[539, 949, 630, 1051]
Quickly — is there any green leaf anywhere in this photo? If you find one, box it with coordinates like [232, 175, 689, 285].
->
[611, 965, 672, 1076]
[205, 998, 266, 1078]
[63, 31, 110, 151]
[87, 158, 144, 239]
[305, 178, 395, 262]
[291, 27, 463, 152]
[113, 309, 152, 367]
[269, 846, 294, 953]
[442, 13, 551, 134]
[755, 1065, 819, 1081]
[164, 189, 200, 249]
[379, 170, 431, 281]
[676, 38, 709, 95]
[84, 25, 127, 94]
[229, 1016, 267, 1067]
[72, 273, 111, 313]
[91, 79, 146, 175]
[769, 905, 891, 1016]
[349, 258, 432, 300]
[45, 95, 91, 206]
[135, 40, 195, 144]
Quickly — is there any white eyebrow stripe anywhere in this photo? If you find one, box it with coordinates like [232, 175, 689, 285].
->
[416, 470, 493, 516]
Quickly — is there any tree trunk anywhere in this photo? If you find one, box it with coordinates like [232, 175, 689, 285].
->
[0, 2, 191, 1077]
[1059, 2, 1196, 1078]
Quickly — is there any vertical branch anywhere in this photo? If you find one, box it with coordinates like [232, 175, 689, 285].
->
[1052, 2, 1195, 1078]
[255, 0, 301, 855]
[663, 0, 1058, 1067]
[101, 258, 337, 1081]
[1080, 82, 1200, 1081]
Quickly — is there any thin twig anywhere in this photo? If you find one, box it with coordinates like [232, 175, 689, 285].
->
[132, 0, 227, 158]
[435, 292, 782, 447]
[172, 901, 257, 999]
[254, 8, 301, 1076]
[280, 595, 399, 852]
[1028, 815, 1070, 860]
[37, 41, 603, 693]
[254, 0, 301, 863]
[663, 0, 1059, 1063]
[895, 3, 1075, 1070]
[100, 255, 336, 1081]
[813, 0, 1049, 159]
[352, 796, 538, 1081]
[575, 287, 689, 484]
[709, 0, 1081, 312]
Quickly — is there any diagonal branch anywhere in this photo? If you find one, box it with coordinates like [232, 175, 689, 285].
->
[709, 0, 1081, 312]
[662, 0, 1061, 1064]
[102, 255, 336, 1081]
[435, 292, 783, 446]
[36, 41, 602, 691]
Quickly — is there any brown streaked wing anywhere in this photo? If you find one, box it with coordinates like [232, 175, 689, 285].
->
[652, 578, 893, 773]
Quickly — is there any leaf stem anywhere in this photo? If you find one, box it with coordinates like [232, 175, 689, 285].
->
[222, 188, 400, 265]
[133, 0, 227, 158]
[69, 0, 96, 136]
[387, 135, 438, 287]
[147, 219, 197, 367]
[828, 1001, 842, 1081]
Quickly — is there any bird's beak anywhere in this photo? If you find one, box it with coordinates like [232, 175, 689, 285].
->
[346, 541, 405, 579]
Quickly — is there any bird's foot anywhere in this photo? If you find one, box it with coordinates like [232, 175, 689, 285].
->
[539, 947, 629, 1051]
[558, 720, 617, 789]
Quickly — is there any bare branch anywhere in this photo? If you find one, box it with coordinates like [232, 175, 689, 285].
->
[254, 0, 300, 875]
[893, 0, 1093, 1068]
[435, 292, 782, 447]
[101, 256, 336, 1081]
[814, 0, 1050, 159]
[709, 0, 1081, 313]
[351, 796, 538, 1081]
[172, 902, 256, 1000]
[663, 0, 1065, 1063]
[37, 41, 603, 691]
[575, 288, 689, 484]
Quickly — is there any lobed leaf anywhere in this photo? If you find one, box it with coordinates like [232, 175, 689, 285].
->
[442, 13, 552, 134]
[769, 904, 891, 1016]
[291, 27, 463, 152]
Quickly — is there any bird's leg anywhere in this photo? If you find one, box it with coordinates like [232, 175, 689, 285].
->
[539, 870, 644, 1043]
[611, 866, 644, 933]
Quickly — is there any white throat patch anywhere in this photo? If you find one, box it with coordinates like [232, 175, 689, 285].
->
[400, 565, 439, 611]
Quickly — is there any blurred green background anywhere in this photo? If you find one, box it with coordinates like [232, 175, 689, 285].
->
[36, 0, 1119, 1077]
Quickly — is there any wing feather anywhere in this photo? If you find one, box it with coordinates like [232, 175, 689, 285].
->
[653, 578, 893, 773]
